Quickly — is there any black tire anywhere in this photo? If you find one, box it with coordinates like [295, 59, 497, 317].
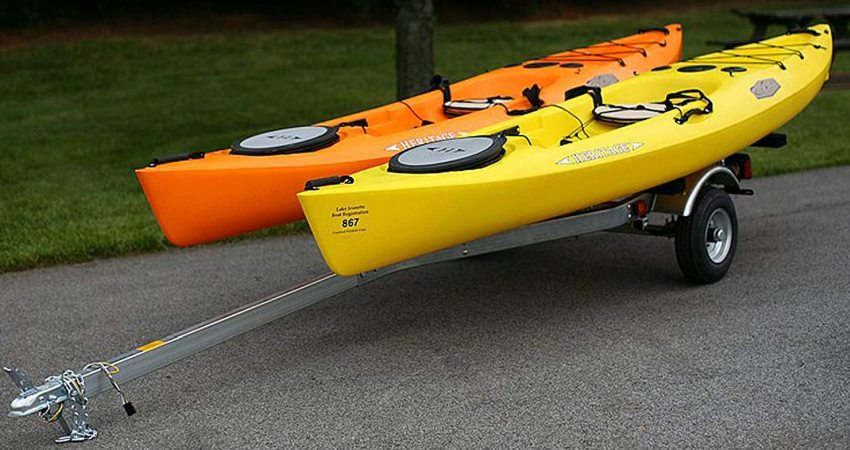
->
[675, 188, 738, 284]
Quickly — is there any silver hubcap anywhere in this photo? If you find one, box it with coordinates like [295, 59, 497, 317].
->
[705, 208, 732, 264]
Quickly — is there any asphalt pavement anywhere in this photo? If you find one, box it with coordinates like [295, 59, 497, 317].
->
[1, 166, 849, 449]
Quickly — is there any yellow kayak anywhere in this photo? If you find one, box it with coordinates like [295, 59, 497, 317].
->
[298, 25, 833, 276]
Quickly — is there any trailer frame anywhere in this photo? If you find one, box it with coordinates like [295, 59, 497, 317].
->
[5, 158, 752, 444]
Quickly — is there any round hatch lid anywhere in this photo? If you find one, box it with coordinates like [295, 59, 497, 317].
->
[231, 126, 339, 155]
[388, 135, 506, 174]
[677, 64, 716, 73]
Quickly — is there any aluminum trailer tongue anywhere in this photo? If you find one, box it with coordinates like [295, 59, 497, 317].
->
[5, 153, 762, 444]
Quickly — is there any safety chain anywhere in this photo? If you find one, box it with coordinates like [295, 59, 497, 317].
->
[44, 370, 98, 443]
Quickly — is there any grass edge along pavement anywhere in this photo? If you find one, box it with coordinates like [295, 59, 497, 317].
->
[1, 10, 849, 273]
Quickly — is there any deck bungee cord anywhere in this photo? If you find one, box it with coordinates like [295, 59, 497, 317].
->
[540, 36, 671, 66]
[544, 28, 828, 144]
[688, 32, 828, 70]
[694, 49, 796, 69]
[397, 99, 431, 126]
[550, 34, 829, 144]
[542, 48, 629, 66]
[547, 103, 592, 141]
[599, 40, 650, 56]
[559, 115, 595, 144]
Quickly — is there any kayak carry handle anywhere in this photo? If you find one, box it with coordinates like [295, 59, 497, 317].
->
[304, 175, 354, 191]
[787, 28, 821, 36]
[638, 27, 670, 35]
[337, 118, 369, 128]
[148, 152, 205, 167]
[564, 85, 602, 108]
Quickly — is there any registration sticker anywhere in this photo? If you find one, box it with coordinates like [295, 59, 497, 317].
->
[329, 204, 369, 236]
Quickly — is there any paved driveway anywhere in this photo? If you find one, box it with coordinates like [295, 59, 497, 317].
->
[2, 166, 849, 448]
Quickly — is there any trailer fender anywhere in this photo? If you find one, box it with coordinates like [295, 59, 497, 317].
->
[654, 165, 744, 217]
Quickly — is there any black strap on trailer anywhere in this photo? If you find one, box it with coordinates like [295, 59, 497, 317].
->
[750, 133, 787, 148]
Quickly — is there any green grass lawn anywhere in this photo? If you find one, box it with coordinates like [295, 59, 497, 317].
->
[1, 8, 849, 273]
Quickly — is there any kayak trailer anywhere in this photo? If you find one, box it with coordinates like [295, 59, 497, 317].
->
[5, 138, 782, 443]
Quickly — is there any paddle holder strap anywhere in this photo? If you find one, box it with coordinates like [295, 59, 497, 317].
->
[429, 74, 452, 104]
[495, 125, 532, 146]
[337, 118, 369, 133]
[337, 118, 369, 128]
[666, 89, 713, 124]
[564, 85, 603, 108]
[507, 84, 544, 116]
[430, 74, 458, 118]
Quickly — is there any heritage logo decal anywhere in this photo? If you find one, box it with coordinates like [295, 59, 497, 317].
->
[385, 131, 467, 151]
[557, 142, 644, 165]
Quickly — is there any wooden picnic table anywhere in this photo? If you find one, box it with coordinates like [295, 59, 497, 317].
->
[709, 6, 850, 50]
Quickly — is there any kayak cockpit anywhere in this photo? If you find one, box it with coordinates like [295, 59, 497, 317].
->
[466, 81, 719, 155]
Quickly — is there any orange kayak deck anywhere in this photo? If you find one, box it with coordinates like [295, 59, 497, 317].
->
[136, 25, 682, 247]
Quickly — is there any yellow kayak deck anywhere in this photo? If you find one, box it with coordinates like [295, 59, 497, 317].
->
[299, 25, 833, 276]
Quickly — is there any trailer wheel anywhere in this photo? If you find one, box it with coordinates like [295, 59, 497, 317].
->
[675, 188, 737, 284]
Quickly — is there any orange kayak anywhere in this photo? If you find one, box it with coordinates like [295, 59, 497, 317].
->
[136, 25, 682, 247]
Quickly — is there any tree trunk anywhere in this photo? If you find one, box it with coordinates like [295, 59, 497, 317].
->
[395, 0, 434, 100]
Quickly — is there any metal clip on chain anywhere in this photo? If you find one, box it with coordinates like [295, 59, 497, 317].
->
[47, 370, 98, 444]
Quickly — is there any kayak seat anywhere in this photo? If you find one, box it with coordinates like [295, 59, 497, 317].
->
[593, 102, 670, 125]
[444, 97, 513, 117]
[592, 89, 712, 125]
